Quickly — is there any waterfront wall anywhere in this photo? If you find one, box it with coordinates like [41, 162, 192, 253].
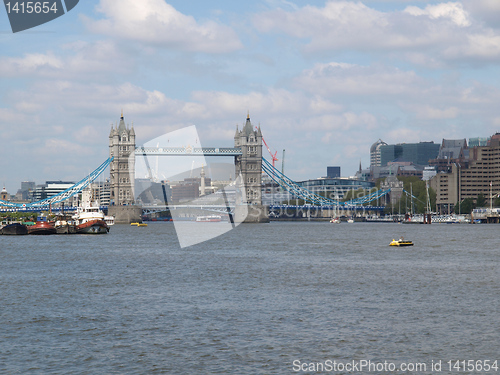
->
[234, 204, 270, 223]
[108, 205, 143, 224]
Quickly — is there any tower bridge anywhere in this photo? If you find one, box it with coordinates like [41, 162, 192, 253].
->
[0, 112, 393, 218]
[109, 112, 391, 223]
[109, 112, 268, 223]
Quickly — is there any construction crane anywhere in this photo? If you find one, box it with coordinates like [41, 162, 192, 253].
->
[263, 136, 278, 168]
[256, 127, 279, 168]
[282, 149, 285, 176]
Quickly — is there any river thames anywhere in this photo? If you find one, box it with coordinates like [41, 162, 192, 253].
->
[1, 222, 499, 374]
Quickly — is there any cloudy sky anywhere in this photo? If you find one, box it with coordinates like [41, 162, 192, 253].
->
[2, 0, 500, 193]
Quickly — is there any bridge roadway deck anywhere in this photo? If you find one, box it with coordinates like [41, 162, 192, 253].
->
[135, 147, 242, 156]
[270, 205, 385, 212]
[141, 204, 384, 212]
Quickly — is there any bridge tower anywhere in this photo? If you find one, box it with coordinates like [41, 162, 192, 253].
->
[109, 112, 136, 205]
[234, 113, 269, 222]
[108, 112, 142, 223]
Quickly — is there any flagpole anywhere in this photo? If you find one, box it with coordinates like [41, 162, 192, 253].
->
[490, 181, 493, 211]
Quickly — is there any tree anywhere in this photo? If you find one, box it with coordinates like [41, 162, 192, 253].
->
[476, 193, 487, 208]
[494, 196, 500, 207]
[455, 198, 475, 214]
[392, 176, 435, 214]
[342, 187, 378, 205]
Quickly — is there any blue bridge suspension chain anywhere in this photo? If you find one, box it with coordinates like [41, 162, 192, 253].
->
[262, 158, 391, 206]
[0, 157, 114, 209]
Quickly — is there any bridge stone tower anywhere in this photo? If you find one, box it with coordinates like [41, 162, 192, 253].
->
[234, 113, 269, 223]
[108, 112, 142, 223]
[109, 112, 136, 205]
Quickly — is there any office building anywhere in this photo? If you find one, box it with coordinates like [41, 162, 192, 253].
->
[32, 181, 75, 201]
[380, 142, 440, 167]
[327, 166, 341, 178]
[430, 133, 500, 213]
[370, 139, 387, 168]
[429, 139, 469, 173]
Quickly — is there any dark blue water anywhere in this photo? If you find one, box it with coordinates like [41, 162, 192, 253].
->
[1, 222, 499, 374]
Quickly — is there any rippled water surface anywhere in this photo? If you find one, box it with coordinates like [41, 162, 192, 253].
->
[1, 222, 500, 374]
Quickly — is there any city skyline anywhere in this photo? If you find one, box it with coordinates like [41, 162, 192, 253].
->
[2, 1, 500, 193]
[0, 126, 495, 197]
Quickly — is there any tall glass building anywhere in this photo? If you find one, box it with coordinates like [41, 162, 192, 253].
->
[380, 142, 440, 166]
[370, 139, 387, 167]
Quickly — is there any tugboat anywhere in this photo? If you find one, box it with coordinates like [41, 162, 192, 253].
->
[73, 203, 109, 234]
[72, 187, 110, 234]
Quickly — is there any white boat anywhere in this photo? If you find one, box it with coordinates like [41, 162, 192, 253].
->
[330, 200, 341, 223]
[105, 215, 115, 226]
[195, 215, 222, 222]
[347, 218, 355, 223]
[73, 202, 109, 234]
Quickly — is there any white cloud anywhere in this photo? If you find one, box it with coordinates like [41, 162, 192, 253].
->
[463, 0, 500, 28]
[0, 41, 132, 79]
[403, 104, 460, 120]
[445, 32, 500, 60]
[0, 52, 63, 76]
[254, 1, 393, 50]
[83, 0, 242, 53]
[293, 62, 422, 97]
[404, 2, 471, 27]
[253, 1, 500, 64]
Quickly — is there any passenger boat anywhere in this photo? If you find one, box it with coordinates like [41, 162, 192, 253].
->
[73, 203, 109, 234]
[389, 238, 414, 247]
[105, 215, 115, 226]
[131, 222, 147, 226]
[195, 215, 222, 222]
[28, 221, 57, 235]
[1, 222, 28, 235]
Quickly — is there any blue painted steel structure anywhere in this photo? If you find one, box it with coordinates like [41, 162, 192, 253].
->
[135, 146, 242, 157]
[0, 152, 394, 212]
[269, 204, 385, 212]
[262, 158, 391, 206]
[0, 157, 113, 210]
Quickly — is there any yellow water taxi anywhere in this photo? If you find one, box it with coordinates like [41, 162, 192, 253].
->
[389, 238, 414, 247]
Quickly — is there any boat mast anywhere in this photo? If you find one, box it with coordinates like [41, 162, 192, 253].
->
[410, 182, 414, 215]
[426, 181, 431, 215]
